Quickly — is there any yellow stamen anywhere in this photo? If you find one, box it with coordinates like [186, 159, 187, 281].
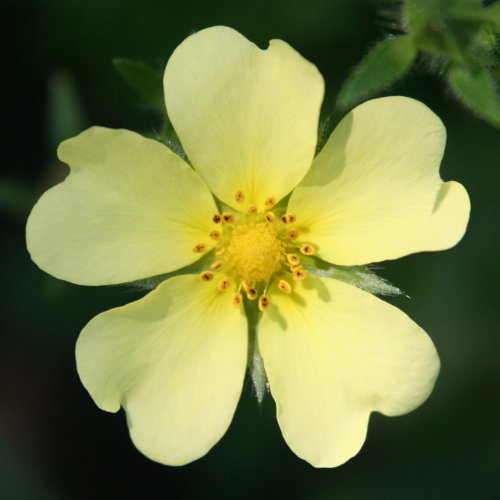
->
[199, 271, 215, 281]
[192, 243, 207, 253]
[247, 204, 258, 215]
[281, 213, 297, 224]
[231, 292, 243, 308]
[222, 212, 235, 223]
[246, 288, 258, 300]
[217, 277, 232, 291]
[292, 268, 309, 281]
[286, 253, 300, 266]
[209, 230, 221, 241]
[211, 260, 223, 270]
[258, 294, 270, 312]
[216, 247, 226, 256]
[264, 197, 277, 209]
[212, 214, 222, 224]
[300, 243, 315, 255]
[278, 279, 292, 294]
[265, 212, 276, 223]
[288, 229, 300, 240]
[235, 190, 245, 204]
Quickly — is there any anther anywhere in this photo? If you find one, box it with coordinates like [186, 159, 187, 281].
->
[300, 244, 315, 256]
[217, 277, 232, 291]
[292, 268, 309, 281]
[235, 190, 245, 204]
[246, 288, 258, 300]
[212, 214, 222, 224]
[264, 197, 277, 209]
[211, 260, 223, 270]
[241, 280, 250, 292]
[265, 212, 276, 223]
[192, 243, 207, 253]
[209, 230, 221, 241]
[216, 247, 226, 256]
[258, 294, 270, 312]
[281, 213, 297, 224]
[199, 271, 215, 281]
[231, 292, 243, 308]
[222, 212, 235, 223]
[286, 253, 300, 266]
[278, 279, 292, 294]
[247, 204, 258, 215]
[288, 229, 300, 240]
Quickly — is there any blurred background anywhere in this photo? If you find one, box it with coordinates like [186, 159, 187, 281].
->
[2, 0, 499, 499]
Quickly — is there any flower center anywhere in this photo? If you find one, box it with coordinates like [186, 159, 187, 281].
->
[224, 222, 284, 283]
[192, 190, 317, 311]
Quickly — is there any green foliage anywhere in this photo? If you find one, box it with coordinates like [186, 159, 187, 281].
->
[448, 62, 500, 127]
[336, 0, 500, 128]
[113, 58, 165, 111]
[337, 35, 417, 111]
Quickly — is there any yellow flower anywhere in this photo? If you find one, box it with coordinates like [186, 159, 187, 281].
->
[26, 26, 470, 467]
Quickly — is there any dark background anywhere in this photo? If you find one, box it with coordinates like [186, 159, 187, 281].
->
[2, 0, 499, 499]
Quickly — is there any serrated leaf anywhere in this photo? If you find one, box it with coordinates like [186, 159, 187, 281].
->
[336, 35, 417, 111]
[113, 58, 165, 111]
[448, 62, 500, 128]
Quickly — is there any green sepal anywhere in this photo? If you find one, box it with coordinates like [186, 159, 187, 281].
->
[448, 62, 500, 128]
[113, 58, 165, 111]
[245, 299, 268, 404]
[303, 256, 404, 297]
[336, 35, 417, 111]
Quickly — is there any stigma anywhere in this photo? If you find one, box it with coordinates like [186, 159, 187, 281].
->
[195, 191, 315, 310]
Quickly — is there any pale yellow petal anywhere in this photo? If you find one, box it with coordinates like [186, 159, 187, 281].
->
[259, 277, 439, 467]
[27, 127, 219, 285]
[288, 97, 470, 265]
[76, 275, 247, 466]
[164, 26, 324, 212]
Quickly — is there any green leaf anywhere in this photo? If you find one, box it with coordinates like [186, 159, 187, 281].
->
[448, 62, 500, 128]
[336, 35, 417, 111]
[113, 58, 165, 111]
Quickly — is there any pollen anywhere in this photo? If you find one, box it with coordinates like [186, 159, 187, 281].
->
[192, 243, 207, 253]
[278, 279, 292, 294]
[209, 230, 221, 241]
[264, 197, 277, 208]
[199, 271, 215, 281]
[222, 212, 235, 223]
[258, 294, 270, 312]
[235, 190, 245, 204]
[292, 268, 309, 280]
[231, 292, 243, 308]
[217, 277, 232, 291]
[281, 213, 297, 224]
[265, 212, 276, 223]
[224, 222, 284, 283]
[300, 244, 315, 255]
[247, 204, 258, 215]
[288, 229, 300, 240]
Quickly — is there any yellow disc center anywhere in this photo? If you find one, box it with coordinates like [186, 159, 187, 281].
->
[224, 222, 284, 283]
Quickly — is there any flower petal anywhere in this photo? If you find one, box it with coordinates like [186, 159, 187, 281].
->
[259, 277, 439, 467]
[27, 127, 219, 285]
[76, 274, 247, 465]
[288, 97, 470, 265]
[164, 26, 324, 212]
